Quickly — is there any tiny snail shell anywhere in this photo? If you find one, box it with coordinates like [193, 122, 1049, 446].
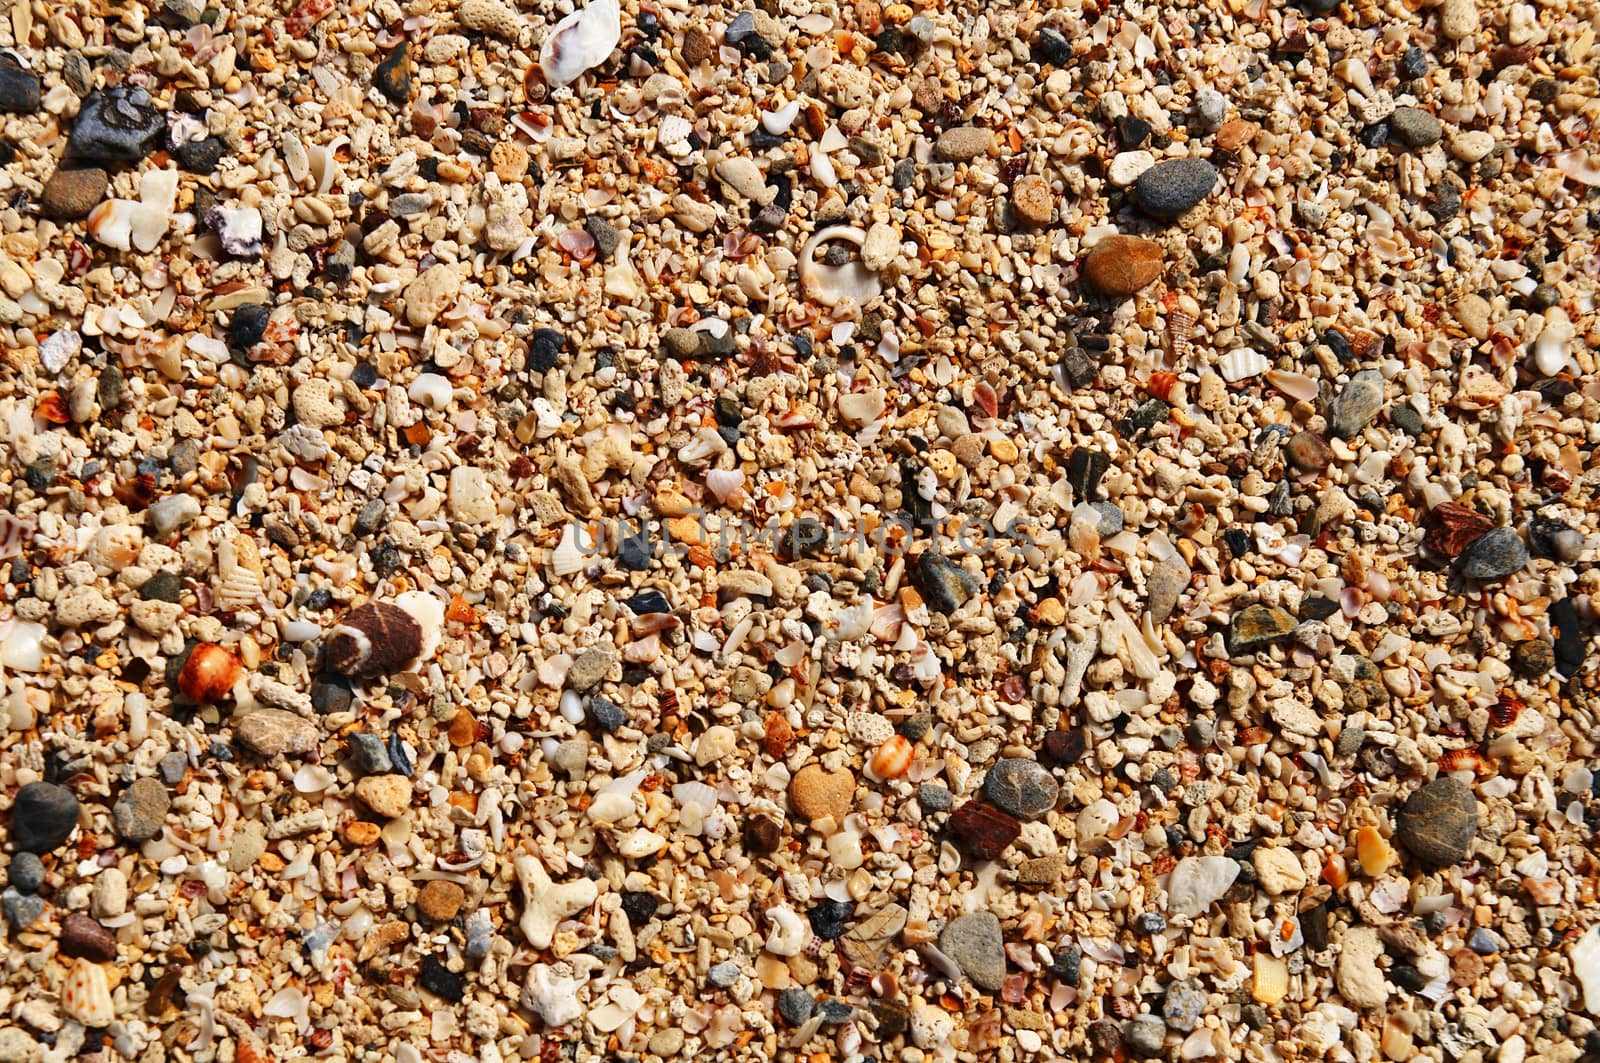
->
[325, 602, 423, 677]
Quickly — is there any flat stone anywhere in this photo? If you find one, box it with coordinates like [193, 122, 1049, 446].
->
[1328, 371, 1384, 438]
[2, 889, 44, 929]
[0, 58, 40, 114]
[10, 781, 79, 853]
[112, 778, 169, 843]
[948, 802, 1021, 860]
[1016, 852, 1067, 886]
[1131, 158, 1217, 218]
[1228, 604, 1298, 655]
[1147, 555, 1189, 623]
[938, 911, 1005, 991]
[567, 644, 617, 690]
[1336, 926, 1390, 1008]
[1082, 235, 1164, 297]
[777, 987, 814, 1025]
[914, 551, 979, 614]
[1456, 527, 1527, 581]
[1395, 777, 1478, 866]
[41, 168, 109, 220]
[789, 764, 854, 822]
[227, 820, 267, 872]
[983, 759, 1058, 820]
[1424, 502, 1495, 558]
[1010, 174, 1054, 226]
[935, 126, 993, 162]
[236, 709, 321, 758]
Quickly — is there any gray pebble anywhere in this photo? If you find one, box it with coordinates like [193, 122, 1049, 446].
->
[1186, 717, 1215, 749]
[347, 733, 393, 774]
[1124, 1014, 1168, 1057]
[1389, 106, 1442, 148]
[389, 193, 433, 217]
[777, 987, 814, 1025]
[355, 499, 386, 536]
[938, 911, 1006, 990]
[1457, 527, 1528, 581]
[983, 759, 1059, 820]
[1132, 158, 1217, 218]
[707, 961, 740, 988]
[1193, 88, 1227, 130]
[1328, 370, 1385, 438]
[917, 782, 952, 812]
[112, 778, 170, 843]
[147, 494, 202, 537]
[1163, 980, 1207, 1032]
[158, 752, 189, 785]
[584, 215, 621, 258]
[2, 888, 44, 929]
[7, 852, 45, 894]
[914, 551, 979, 614]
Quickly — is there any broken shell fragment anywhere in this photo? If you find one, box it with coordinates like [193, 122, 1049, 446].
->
[539, 0, 621, 87]
[798, 225, 882, 309]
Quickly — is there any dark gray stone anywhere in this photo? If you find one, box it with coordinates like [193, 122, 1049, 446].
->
[1457, 527, 1528, 581]
[2, 888, 44, 929]
[347, 733, 393, 774]
[1328, 371, 1384, 438]
[916, 782, 952, 812]
[1395, 777, 1478, 866]
[914, 551, 979, 614]
[584, 215, 621, 258]
[0, 59, 40, 114]
[983, 759, 1059, 820]
[1132, 158, 1217, 218]
[7, 852, 45, 894]
[778, 988, 813, 1025]
[1389, 107, 1442, 148]
[68, 86, 166, 163]
[11, 781, 79, 853]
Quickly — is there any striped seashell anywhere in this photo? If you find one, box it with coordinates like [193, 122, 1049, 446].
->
[61, 958, 114, 1027]
[1217, 349, 1269, 383]
[1165, 308, 1194, 360]
[214, 534, 264, 611]
[325, 602, 423, 678]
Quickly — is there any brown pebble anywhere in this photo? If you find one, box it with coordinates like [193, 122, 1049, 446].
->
[681, 27, 716, 64]
[948, 802, 1021, 860]
[416, 879, 465, 922]
[1423, 502, 1495, 558]
[1215, 119, 1260, 151]
[788, 764, 855, 823]
[1449, 948, 1483, 987]
[935, 126, 993, 162]
[41, 168, 109, 220]
[59, 913, 119, 962]
[1010, 174, 1054, 227]
[743, 814, 781, 855]
[355, 774, 414, 819]
[1081, 235, 1164, 298]
[1285, 431, 1334, 471]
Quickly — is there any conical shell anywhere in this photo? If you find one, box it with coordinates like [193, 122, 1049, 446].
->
[214, 533, 264, 611]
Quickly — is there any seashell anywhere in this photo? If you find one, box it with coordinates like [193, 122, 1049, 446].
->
[1217, 348, 1268, 383]
[550, 524, 586, 576]
[1553, 149, 1600, 187]
[283, 132, 310, 186]
[705, 468, 745, 504]
[178, 642, 242, 703]
[1531, 309, 1576, 376]
[1266, 370, 1318, 402]
[677, 427, 728, 466]
[205, 206, 263, 259]
[394, 590, 444, 661]
[214, 534, 264, 611]
[86, 200, 169, 253]
[325, 602, 423, 677]
[62, 958, 114, 1027]
[870, 735, 913, 780]
[763, 99, 800, 134]
[539, 0, 620, 87]
[798, 225, 882, 309]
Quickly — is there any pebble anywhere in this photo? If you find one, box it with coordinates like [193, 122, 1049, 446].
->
[706, 961, 740, 988]
[374, 42, 413, 103]
[8, 853, 45, 893]
[1010, 174, 1054, 226]
[1081, 235, 1164, 297]
[1123, 1014, 1167, 1057]
[913, 551, 978, 613]
[587, 696, 627, 732]
[1336, 927, 1390, 1008]
[2, 889, 44, 929]
[938, 911, 1005, 991]
[1193, 88, 1227, 129]
[1395, 777, 1478, 865]
[1228, 604, 1298, 655]
[10, 781, 79, 853]
[916, 782, 952, 812]
[1016, 852, 1066, 886]
[1510, 639, 1554, 677]
[982, 759, 1058, 820]
[1285, 431, 1333, 471]
[355, 775, 414, 819]
[777, 987, 814, 1025]
[1328, 371, 1385, 438]
[1131, 158, 1217, 218]
[948, 802, 1021, 860]
[112, 778, 170, 843]
[41, 168, 109, 220]
[235, 709, 321, 758]
[566, 643, 617, 690]
[1162, 980, 1207, 1031]
[1456, 527, 1528, 581]
[417, 880, 465, 922]
[789, 764, 854, 822]
[1440, 0, 1479, 40]
[935, 126, 993, 162]
[419, 955, 464, 1002]
[1167, 856, 1239, 918]
[1388, 107, 1442, 148]
[68, 87, 166, 163]
[60, 913, 119, 962]
[158, 752, 189, 785]
[1451, 131, 1495, 163]
[0, 59, 41, 114]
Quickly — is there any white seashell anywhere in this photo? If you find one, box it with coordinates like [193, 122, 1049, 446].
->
[762, 99, 800, 134]
[1217, 349, 1269, 383]
[677, 427, 728, 466]
[1554, 149, 1600, 187]
[798, 225, 882, 309]
[214, 534, 264, 611]
[810, 149, 837, 188]
[1531, 309, 1576, 376]
[408, 372, 452, 409]
[705, 468, 745, 503]
[293, 764, 335, 793]
[62, 959, 114, 1027]
[394, 590, 444, 661]
[550, 524, 585, 576]
[0, 617, 45, 672]
[207, 206, 263, 258]
[539, 0, 620, 87]
[1266, 369, 1318, 402]
[87, 200, 169, 253]
[283, 133, 310, 185]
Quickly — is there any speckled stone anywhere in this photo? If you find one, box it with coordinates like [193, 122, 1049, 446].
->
[1131, 158, 1217, 218]
[938, 912, 1005, 990]
[1395, 777, 1478, 866]
[983, 759, 1058, 820]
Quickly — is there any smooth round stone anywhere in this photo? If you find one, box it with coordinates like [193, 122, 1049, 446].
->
[41, 167, 109, 220]
[983, 759, 1059, 820]
[1395, 777, 1478, 866]
[11, 781, 79, 853]
[7, 852, 45, 893]
[1456, 527, 1528, 581]
[706, 961, 739, 988]
[1081, 235, 1164, 297]
[1131, 158, 1217, 218]
[1389, 106, 1442, 148]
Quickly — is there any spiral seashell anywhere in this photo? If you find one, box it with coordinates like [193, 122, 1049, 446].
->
[214, 533, 264, 611]
[326, 602, 423, 677]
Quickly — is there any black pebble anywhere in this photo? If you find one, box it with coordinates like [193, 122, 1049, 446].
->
[1399, 46, 1429, 79]
[418, 955, 464, 1002]
[10, 781, 80, 853]
[1032, 28, 1072, 66]
[528, 328, 567, 372]
[68, 86, 166, 163]
[808, 899, 852, 940]
[0, 58, 42, 115]
[309, 673, 353, 715]
[175, 136, 229, 174]
[625, 590, 670, 615]
[620, 891, 659, 927]
[587, 696, 627, 733]
[230, 304, 271, 350]
[617, 532, 653, 571]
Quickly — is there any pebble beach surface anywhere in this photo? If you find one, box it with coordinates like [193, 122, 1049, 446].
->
[1, 0, 1598, 1060]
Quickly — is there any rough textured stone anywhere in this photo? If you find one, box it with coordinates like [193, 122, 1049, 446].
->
[1228, 604, 1298, 655]
[1328, 371, 1385, 438]
[983, 759, 1059, 820]
[948, 802, 1021, 860]
[935, 126, 993, 162]
[236, 709, 321, 757]
[112, 778, 170, 843]
[1395, 777, 1478, 865]
[10, 781, 79, 853]
[1167, 856, 1239, 918]
[789, 764, 854, 822]
[68, 86, 165, 162]
[914, 551, 979, 613]
[1456, 527, 1528, 581]
[41, 168, 109, 220]
[1389, 107, 1442, 147]
[938, 912, 1005, 990]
